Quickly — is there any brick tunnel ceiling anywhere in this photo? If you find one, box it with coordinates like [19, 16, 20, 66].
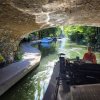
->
[0, 0, 100, 59]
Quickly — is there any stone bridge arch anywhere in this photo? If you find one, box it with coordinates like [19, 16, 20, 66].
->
[0, 0, 100, 60]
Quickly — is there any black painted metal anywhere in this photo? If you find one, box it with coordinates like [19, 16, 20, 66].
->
[43, 55, 100, 100]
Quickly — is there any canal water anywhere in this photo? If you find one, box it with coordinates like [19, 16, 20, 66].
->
[0, 39, 100, 100]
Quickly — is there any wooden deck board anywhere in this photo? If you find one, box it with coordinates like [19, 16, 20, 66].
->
[71, 84, 100, 100]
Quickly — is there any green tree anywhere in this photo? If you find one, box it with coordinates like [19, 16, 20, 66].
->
[63, 25, 96, 44]
[32, 27, 60, 39]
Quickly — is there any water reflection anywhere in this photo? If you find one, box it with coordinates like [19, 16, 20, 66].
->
[34, 42, 57, 58]
[58, 38, 66, 49]
[34, 60, 56, 100]
[40, 43, 51, 48]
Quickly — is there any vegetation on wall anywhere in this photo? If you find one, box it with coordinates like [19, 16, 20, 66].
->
[14, 48, 23, 61]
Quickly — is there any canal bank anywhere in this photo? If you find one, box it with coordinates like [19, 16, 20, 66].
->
[0, 41, 41, 96]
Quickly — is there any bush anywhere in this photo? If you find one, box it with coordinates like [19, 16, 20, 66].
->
[14, 50, 23, 61]
[69, 32, 84, 43]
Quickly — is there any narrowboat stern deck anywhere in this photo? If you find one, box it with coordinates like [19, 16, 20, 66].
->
[43, 58, 100, 100]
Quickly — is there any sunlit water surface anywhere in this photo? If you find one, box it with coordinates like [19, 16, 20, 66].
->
[0, 39, 100, 100]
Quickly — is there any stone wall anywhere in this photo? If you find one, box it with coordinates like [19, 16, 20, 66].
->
[0, 0, 100, 61]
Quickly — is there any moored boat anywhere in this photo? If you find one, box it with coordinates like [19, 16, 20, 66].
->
[41, 37, 53, 43]
[43, 53, 100, 100]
